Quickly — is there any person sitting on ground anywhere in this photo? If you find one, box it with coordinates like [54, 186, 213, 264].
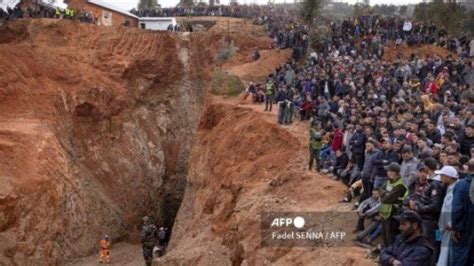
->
[338, 159, 361, 187]
[354, 190, 381, 233]
[341, 175, 363, 203]
[379, 211, 434, 266]
[243, 82, 257, 102]
[332, 149, 349, 180]
[354, 191, 383, 248]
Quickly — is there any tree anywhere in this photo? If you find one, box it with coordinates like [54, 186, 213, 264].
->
[352, 3, 371, 17]
[371, 4, 397, 16]
[138, 0, 159, 10]
[179, 0, 195, 8]
[300, 0, 322, 25]
[399, 5, 408, 17]
[413, 0, 473, 36]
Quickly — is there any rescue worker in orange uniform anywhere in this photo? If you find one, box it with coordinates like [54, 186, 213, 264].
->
[99, 235, 111, 264]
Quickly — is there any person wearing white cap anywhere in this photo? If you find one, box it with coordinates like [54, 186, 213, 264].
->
[436, 166, 459, 266]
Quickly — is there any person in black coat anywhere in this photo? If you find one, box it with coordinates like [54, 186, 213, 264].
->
[380, 211, 433, 266]
[333, 149, 349, 179]
[460, 124, 474, 156]
[373, 138, 399, 190]
[350, 124, 368, 170]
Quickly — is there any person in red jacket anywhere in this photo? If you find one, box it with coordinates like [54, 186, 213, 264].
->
[423, 76, 438, 95]
[332, 124, 344, 152]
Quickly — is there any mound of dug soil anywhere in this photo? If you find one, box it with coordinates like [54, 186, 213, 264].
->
[383, 42, 455, 61]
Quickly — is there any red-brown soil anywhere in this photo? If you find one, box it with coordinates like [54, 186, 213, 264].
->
[383, 41, 455, 62]
[158, 95, 374, 266]
[0, 19, 209, 265]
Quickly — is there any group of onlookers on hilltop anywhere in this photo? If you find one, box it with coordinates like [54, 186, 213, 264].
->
[133, 5, 270, 19]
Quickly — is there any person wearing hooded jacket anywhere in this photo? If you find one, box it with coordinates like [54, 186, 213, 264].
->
[380, 211, 433, 266]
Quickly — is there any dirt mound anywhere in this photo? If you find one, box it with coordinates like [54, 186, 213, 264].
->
[229, 48, 292, 83]
[183, 17, 271, 68]
[210, 70, 245, 96]
[0, 19, 208, 265]
[158, 100, 373, 265]
[383, 42, 455, 61]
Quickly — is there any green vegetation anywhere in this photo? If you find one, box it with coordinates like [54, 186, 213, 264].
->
[138, 0, 159, 10]
[300, 0, 322, 25]
[216, 40, 238, 63]
[414, 0, 474, 36]
[210, 70, 245, 96]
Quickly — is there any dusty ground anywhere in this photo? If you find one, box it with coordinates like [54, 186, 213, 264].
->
[228, 49, 292, 84]
[66, 243, 142, 266]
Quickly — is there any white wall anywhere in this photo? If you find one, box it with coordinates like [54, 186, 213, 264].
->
[139, 18, 176, 31]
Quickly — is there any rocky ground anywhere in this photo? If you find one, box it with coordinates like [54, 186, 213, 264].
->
[0, 18, 210, 265]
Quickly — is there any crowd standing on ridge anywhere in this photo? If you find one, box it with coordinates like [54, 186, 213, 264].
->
[244, 8, 473, 266]
[134, 5, 270, 18]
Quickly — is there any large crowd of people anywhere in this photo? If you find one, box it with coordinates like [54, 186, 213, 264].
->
[246, 8, 473, 266]
[1, 2, 473, 265]
[133, 5, 269, 18]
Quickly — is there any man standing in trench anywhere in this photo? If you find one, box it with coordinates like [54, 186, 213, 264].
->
[142, 216, 157, 266]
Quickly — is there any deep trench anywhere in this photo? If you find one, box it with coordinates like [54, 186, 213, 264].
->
[153, 32, 195, 244]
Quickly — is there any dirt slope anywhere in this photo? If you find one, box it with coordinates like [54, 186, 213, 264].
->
[0, 16, 291, 265]
[156, 96, 374, 266]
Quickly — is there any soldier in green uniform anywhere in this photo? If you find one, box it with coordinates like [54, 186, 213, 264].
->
[141, 216, 157, 266]
[309, 121, 323, 172]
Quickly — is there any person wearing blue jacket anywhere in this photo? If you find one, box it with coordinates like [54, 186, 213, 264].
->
[450, 160, 474, 266]
[380, 211, 433, 266]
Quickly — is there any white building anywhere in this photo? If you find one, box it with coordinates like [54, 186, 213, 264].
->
[138, 17, 177, 31]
